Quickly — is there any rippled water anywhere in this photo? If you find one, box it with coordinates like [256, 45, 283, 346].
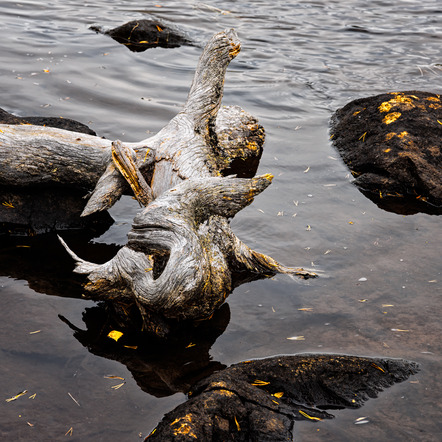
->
[1, 0, 441, 440]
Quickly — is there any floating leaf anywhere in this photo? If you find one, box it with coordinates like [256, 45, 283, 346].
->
[287, 336, 305, 341]
[298, 308, 313, 312]
[111, 382, 125, 390]
[68, 392, 80, 407]
[108, 330, 124, 341]
[391, 328, 410, 332]
[104, 375, 125, 380]
[28, 393, 36, 399]
[6, 390, 28, 402]
[65, 427, 73, 436]
[299, 410, 322, 421]
[273, 392, 284, 398]
[29, 330, 41, 334]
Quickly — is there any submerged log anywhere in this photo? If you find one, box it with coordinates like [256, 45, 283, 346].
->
[331, 91, 442, 215]
[0, 29, 316, 333]
[145, 354, 419, 441]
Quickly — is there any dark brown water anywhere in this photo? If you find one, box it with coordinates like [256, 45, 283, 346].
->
[1, 0, 441, 440]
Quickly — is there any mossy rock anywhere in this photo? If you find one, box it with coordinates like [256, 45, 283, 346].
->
[331, 91, 442, 214]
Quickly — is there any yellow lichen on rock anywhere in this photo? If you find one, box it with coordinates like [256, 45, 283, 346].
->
[378, 102, 392, 113]
[383, 112, 401, 124]
[170, 414, 197, 439]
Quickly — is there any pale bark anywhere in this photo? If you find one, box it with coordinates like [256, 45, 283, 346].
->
[1, 29, 316, 333]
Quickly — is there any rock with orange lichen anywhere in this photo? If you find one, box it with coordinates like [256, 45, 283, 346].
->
[331, 91, 442, 214]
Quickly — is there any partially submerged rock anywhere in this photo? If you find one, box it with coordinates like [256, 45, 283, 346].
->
[331, 91, 442, 215]
[91, 19, 193, 52]
[145, 354, 419, 440]
[0, 107, 96, 136]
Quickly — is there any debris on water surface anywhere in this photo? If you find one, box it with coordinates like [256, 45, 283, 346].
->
[108, 330, 124, 341]
[354, 416, 370, 425]
[5, 390, 28, 402]
[358, 277, 367, 282]
[287, 336, 305, 341]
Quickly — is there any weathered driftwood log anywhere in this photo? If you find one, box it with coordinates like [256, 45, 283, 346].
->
[145, 354, 419, 441]
[331, 91, 442, 215]
[0, 29, 315, 334]
[90, 19, 193, 52]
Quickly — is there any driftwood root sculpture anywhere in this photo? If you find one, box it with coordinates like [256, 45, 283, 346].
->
[0, 29, 316, 334]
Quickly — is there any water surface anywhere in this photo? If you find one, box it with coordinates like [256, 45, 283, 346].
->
[0, 0, 441, 440]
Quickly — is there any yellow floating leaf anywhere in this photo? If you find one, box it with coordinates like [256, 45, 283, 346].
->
[299, 410, 322, 421]
[2, 201, 14, 208]
[6, 390, 28, 402]
[358, 132, 367, 142]
[29, 330, 41, 334]
[438, 120, 442, 125]
[384, 148, 391, 153]
[28, 393, 36, 399]
[298, 308, 313, 312]
[382, 304, 394, 307]
[104, 375, 125, 380]
[65, 427, 73, 436]
[124, 345, 138, 350]
[186, 343, 196, 348]
[43, 69, 50, 73]
[108, 330, 123, 341]
[273, 392, 284, 398]
[304, 166, 310, 173]
[156, 25, 163, 32]
[111, 382, 125, 390]
[272, 400, 279, 405]
[383, 112, 401, 124]
[359, 299, 368, 303]
[27, 422, 34, 427]
[348, 221, 354, 225]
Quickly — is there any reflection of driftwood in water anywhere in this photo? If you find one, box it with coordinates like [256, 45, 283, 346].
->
[91, 19, 194, 52]
[0, 233, 119, 299]
[58, 309, 419, 440]
[331, 91, 442, 215]
[60, 303, 230, 397]
[145, 354, 419, 440]
[0, 29, 316, 334]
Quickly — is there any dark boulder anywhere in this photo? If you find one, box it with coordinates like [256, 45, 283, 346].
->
[330, 91, 442, 214]
[145, 354, 419, 441]
[91, 20, 193, 52]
